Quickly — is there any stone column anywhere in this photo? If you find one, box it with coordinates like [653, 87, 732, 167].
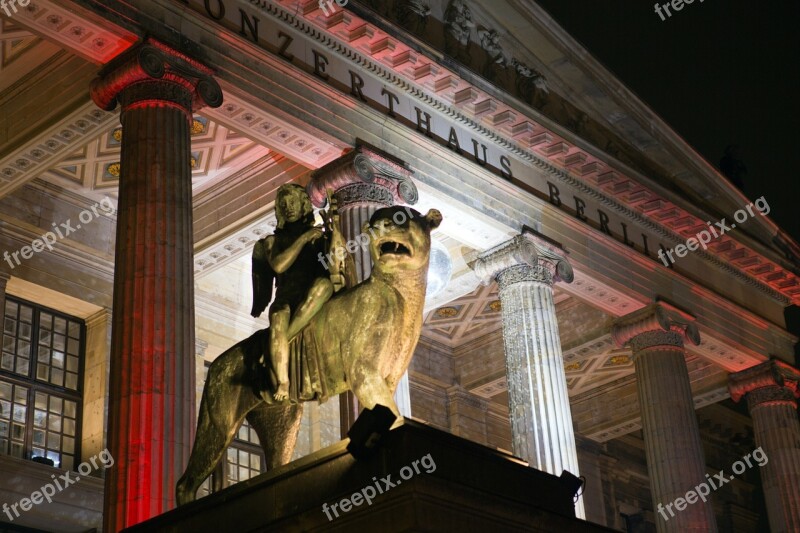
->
[90, 39, 222, 531]
[729, 359, 800, 533]
[472, 230, 584, 518]
[308, 145, 418, 432]
[612, 303, 715, 532]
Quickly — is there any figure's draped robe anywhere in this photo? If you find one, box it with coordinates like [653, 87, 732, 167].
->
[242, 325, 332, 405]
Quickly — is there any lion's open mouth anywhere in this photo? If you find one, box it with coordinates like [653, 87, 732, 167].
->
[379, 241, 412, 257]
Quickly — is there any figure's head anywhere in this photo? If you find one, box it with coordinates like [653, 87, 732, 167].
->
[363, 206, 442, 274]
[276, 184, 314, 228]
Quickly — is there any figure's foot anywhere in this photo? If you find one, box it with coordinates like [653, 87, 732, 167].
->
[273, 382, 289, 401]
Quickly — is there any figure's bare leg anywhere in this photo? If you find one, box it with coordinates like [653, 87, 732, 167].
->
[176, 344, 262, 505]
[286, 278, 334, 339]
[269, 306, 290, 401]
[245, 402, 304, 469]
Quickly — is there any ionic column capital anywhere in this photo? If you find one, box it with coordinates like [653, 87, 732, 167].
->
[307, 144, 418, 208]
[729, 359, 800, 405]
[90, 38, 222, 117]
[472, 229, 573, 288]
[611, 301, 700, 349]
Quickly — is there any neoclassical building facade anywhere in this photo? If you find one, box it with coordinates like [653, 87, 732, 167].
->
[0, 1, 798, 532]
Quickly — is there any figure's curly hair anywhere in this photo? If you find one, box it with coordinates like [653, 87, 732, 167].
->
[275, 183, 314, 229]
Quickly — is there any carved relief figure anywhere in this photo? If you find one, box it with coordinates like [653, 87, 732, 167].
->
[477, 28, 507, 81]
[176, 205, 442, 505]
[510, 58, 548, 106]
[444, 0, 475, 62]
[395, 0, 432, 34]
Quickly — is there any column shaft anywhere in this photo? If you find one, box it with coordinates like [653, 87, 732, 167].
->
[614, 304, 715, 533]
[473, 232, 583, 517]
[106, 89, 195, 528]
[635, 343, 715, 531]
[749, 389, 800, 533]
[90, 39, 222, 531]
[497, 265, 583, 517]
[730, 361, 800, 533]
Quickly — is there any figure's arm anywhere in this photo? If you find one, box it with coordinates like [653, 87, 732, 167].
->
[267, 228, 324, 274]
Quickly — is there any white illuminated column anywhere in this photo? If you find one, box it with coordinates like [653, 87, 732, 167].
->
[612, 303, 716, 533]
[472, 231, 584, 518]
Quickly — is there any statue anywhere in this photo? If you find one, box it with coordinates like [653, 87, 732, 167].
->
[176, 200, 442, 505]
[250, 184, 335, 402]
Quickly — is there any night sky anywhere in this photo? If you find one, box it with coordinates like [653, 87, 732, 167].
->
[534, 0, 800, 346]
[535, 0, 800, 245]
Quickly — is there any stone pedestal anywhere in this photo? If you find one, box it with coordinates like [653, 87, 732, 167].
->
[612, 303, 715, 533]
[308, 145, 418, 430]
[472, 230, 584, 518]
[729, 359, 800, 533]
[90, 39, 222, 531]
[122, 420, 612, 532]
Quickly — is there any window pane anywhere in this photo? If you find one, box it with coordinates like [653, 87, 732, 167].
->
[48, 414, 62, 432]
[0, 381, 11, 400]
[17, 341, 29, 357]
[1, 352, 12, 371]
[33, 410, 46, 427]
[36, 364, 49, 381]
[33, 429, 45, 446]
[50, 368, 64, 387]
[5, 300, 17, 317]
[67, 338, 79, 356]
[15, 357, 29, 376]
[46, 450, 60, 467]
[40, 313, 52, 330]
[52, 351, 65, 369]
[49, 397, 62, 413]
[19, 323, 31, 341]
[53, 335, 66, 352]
[64, 400, 76, 419]
[4, 318, 16, 335]
[65, 373, 78, 391]
[19, 306, 32, 324]
[39, 330, 52, 345]
[35, 392, 47, 410]
[54, 318, 66, 334]
[10, 442, 24, 458]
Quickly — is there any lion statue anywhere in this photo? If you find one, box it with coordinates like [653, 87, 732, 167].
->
[176, 206, 442, 504]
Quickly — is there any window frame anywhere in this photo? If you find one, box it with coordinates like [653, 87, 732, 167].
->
[0, 296, 85, 470]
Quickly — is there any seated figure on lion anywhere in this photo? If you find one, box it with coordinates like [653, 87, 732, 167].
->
[175, 184, 442, 505]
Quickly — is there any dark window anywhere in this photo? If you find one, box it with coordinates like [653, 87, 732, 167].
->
[0, 298, 84, 470]
[197, 363, 265, 498]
